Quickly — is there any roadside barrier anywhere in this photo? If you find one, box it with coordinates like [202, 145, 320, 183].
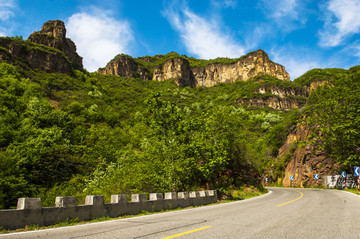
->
[0, 190, 217, 230]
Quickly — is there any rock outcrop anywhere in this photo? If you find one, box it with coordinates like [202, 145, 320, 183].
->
[97, 55, 149, 80]
[0, 37, 73, 73]
[100, 49, 290, 87]
[236, 97, 302, 111]
[236, 83, 308, 110]
[28, 20, 83, 69]
[192, 50, 289, 87]
[278, 123, 339, 187]
[152, 57, 195, 87]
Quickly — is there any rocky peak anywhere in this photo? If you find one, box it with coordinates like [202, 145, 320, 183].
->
[39, 20, 66, 39]
[28, 20, 83, 69]
[192, 49, 289, 87]
[152, 57, 195, 87]
[97, 55, 149, 80]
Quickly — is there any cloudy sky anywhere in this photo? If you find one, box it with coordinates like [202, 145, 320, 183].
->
[0, 0, 359, 79]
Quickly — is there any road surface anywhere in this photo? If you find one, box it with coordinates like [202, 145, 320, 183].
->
[1, 188, 360, 238]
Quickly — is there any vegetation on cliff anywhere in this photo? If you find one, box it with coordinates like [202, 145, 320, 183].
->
[298, 66, 360, 169]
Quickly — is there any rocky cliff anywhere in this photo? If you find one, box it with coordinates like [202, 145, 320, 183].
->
[192, 50, 289, 87]
[97, 55, 149, 80]
[236, 82, 308, 110]
[0, 20, 83, 74]
[152, 57, 195, 87]
[0, 37, 73, 73]
[99, 50, 290, 87]
[278, 123, 339, 187]
[28, 20, 83, 69]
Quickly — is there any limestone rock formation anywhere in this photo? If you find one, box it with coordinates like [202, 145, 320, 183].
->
[236, 84, 308, 110]
[152, 57, 195, 87]
[100, 49, 290, 87]
[278, 124, 339, 187]
[28, 20, 83, 69]
[192, 50, 289, 87]
[97, 55, 149, 80]
[236, 97, 302, 111]
[0, 37, 73, 73]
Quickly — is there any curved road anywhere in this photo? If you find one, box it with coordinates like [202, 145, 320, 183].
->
[2, 188, 360, 238]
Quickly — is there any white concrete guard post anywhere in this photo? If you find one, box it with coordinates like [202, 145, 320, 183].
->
[189, 191, 199, 198]
[55, 196, 77, 208]
[177, 192, 189, 199]
[206, 190, 216, 197]
[149, 193, 163, 201]
[111, 194, 127, 204]
[17, 198, 41, 209]
[165, 192, 177, 200]
[131, 194, 147, 202]
[85, 195, 104, 206]
[199, 191, 206, 197]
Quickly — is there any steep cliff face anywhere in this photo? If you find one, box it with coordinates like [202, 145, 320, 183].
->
[98, 55, 149, 80]
[28, 20, 83, 69]
[152, 57, 195, 87]
[192, 50, 289, 87]
[236, 79, 308, 111]
[236, 96, 302, 111]
[0, 37, 73, 73]
[278, 123, 339, 187]
[100, 49, 290, 87]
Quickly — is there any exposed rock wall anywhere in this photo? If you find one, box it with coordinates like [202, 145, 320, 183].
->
[0, 37, 73, 73]
[28, 20, 83, 69]
[279, 123, 339, 187]
[236, 96, 302, 111]
[99, 49, 290, 87]
[152, 57, 195, 87]
[97, 55, 149, 80]
[236, 84, 308, 110]
[192, 50, 289, 87]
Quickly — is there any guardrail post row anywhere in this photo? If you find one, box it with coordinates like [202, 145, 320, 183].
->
[111, 194, 127, 204]
[131, 194, 147, 202]
[85, 195, 104, 206]
[149, 193, 163, 201]
[17, 198, 42, 210]
[55, 196, 77, 208]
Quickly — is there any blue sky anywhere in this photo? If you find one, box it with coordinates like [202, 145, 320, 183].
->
[0, 0, 360, 79]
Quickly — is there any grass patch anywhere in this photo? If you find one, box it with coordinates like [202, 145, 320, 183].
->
[345, 188, 360, 195]
[220, 186, 268, 202]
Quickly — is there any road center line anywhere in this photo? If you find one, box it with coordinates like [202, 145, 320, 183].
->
[161, 226, 211, 239]
[277, 191, 304, 207]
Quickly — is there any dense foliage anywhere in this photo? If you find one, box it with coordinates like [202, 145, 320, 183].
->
[0, 61, 297, 208]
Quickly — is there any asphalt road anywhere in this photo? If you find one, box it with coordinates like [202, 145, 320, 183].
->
[2, 188, 360, 239]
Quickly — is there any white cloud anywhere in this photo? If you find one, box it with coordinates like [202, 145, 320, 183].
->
[319, 0, 360, 47]
[0, 10, 14, 21]
[163, 1, 245, 59]
[211, 0, 238, 9]
[0, 0, 15, 8]
[259, 0, 306, 31]
[0, 0, 16, 33]
[66, 7, 133, 72]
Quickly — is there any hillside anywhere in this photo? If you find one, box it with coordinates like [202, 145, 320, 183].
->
[0, 20, 359, 209]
